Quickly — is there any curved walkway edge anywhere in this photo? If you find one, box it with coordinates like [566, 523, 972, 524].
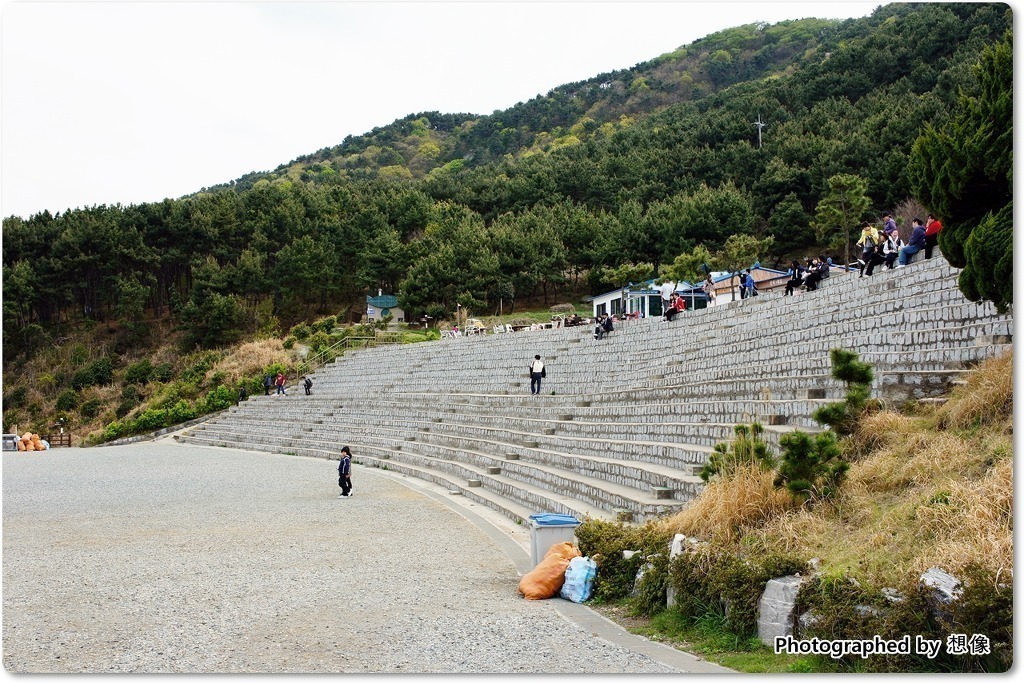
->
[380, 466, 733, 674]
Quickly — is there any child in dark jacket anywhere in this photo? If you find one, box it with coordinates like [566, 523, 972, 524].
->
[338, 446, 353, 497]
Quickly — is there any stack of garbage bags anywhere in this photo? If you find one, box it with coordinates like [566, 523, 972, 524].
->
[518, 541, 598, 603]
[16, 432, 49, 451]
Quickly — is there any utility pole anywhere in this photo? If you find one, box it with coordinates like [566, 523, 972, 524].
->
[753, 114, 766, 149]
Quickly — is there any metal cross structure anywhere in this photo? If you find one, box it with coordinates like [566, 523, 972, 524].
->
[753, 114, 767, 148]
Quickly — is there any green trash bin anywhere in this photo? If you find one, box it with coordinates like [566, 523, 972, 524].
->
[528, 513, 581, 566]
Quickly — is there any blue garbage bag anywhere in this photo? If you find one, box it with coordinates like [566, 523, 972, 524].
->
[560, 556, 598, 603]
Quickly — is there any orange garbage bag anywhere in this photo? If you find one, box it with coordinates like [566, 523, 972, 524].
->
[518, 542, 582, 600]
[17, 440, 26, 451]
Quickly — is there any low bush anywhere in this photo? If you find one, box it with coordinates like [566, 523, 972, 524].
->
[123, 359, 153, 385]
[55, 388, 78, 412]
[575, 519, 671, 603]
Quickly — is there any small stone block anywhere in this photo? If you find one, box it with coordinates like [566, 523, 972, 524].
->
[505, 453, 520, 461]
[767, 414, 788, 426]
[542, 428, 555, 435]
[467, 479, 482, 487]
[404, 436, 416, 442]
[807, 388, 827, 399]
[486, 467, 501, 474]
[523, 441, 539, 448]
[575, 401, 592, 407]
[557, 414, 573, 421]
[652, 486, 673, 500]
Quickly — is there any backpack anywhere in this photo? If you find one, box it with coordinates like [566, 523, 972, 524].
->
[304, 378, 313, 389]
[541, 367, 546, 378]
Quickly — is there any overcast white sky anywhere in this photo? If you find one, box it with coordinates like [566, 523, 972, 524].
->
[1, 1, 885, 219]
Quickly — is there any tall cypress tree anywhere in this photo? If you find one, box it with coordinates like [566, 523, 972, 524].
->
[910, 31, 1012, 312]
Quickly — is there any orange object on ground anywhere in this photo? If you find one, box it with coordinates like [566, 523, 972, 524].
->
[518, 542, 582, 600]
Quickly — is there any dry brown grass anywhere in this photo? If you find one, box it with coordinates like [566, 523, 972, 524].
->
[935, 350, 1013, 430]
[658, 349, 1013, 585]
[659, 463, 800, 544]
[206, 339, 290, 386]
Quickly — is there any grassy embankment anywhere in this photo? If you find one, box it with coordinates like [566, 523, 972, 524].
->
[607, 350, 1013, 672]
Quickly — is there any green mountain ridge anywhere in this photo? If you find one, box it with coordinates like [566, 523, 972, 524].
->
[201, 17, 849, 193]
[2, 2, 1012, 444]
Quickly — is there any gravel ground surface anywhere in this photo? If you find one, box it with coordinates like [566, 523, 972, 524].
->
[2, 442, 685, 674]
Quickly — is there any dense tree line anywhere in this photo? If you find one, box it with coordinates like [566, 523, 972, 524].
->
[2, 3, 1011, 360]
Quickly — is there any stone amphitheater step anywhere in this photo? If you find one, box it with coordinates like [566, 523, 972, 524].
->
[196, 256, 1012, 526]
[178, 429, 638, 522]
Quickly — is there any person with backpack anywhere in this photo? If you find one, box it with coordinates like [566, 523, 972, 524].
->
[529, 354, 546, 395]
[263, 374, 273, 396]
[303, 376, 313, 395]
[338, 446, 353, 497]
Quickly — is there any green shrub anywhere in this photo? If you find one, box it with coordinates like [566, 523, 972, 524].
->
[775, 429, 848, 502]
[69, 343, 88, 366]
[283, 336, 296, 349]
[55, 388, 79, 412]
[701, 422, 775, 482]
[575, 519, 670, 602]
[71, 367, 94, 390]
[3, 410, 21, 433]
[102, 420, 126, 441]
[813, 349, 874, 435]
[179, 351, 221, 385]
[3, 387, 28, 408]
[290, 322, 312, 340]
[89, 357, 113, 386]
[79, 399, 102, 419]
[317, 315, 337, 333]
[152, 362, 175, 382]
[167, 400, 197, 424]
[197, 385, 234, 413]
[308, 331, 331, 354]
[132, 408, 168, 432]
[124, 359, 153, 385]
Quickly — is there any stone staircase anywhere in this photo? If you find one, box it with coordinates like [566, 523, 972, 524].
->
[178, 256, 1012, 524]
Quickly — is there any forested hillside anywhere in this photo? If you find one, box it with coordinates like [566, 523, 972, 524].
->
[2, 2, 1012, 443]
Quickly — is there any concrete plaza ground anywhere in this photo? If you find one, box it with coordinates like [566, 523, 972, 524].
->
[2, 440, 726, 674]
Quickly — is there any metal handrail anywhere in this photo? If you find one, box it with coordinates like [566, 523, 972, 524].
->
[297, 332, 405, 375]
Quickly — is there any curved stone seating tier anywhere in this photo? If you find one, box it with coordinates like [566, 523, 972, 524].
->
[179, 256, 1013, 525]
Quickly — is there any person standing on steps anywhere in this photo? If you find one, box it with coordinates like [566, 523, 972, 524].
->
[263, 373, 273, 396]
[338, 446, 353, 497]
[529, 354, 545, 395]
[275, 371, 287, 396]
[303, 376, 313, 395]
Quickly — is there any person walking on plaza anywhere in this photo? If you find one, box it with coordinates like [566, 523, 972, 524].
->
[338, 446, 353, 497]
[275, 371, 287, 396]
[529, 354, 546, 395]
[924, 213, 943, 259]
